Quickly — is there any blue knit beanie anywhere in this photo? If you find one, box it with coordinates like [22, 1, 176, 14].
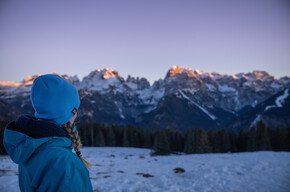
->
[31, 74, 80, 126]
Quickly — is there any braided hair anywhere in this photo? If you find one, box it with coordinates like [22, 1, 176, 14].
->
[61, 122, 91, 169]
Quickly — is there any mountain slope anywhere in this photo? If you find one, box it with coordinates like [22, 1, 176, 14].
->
[226, 88, 290, 131]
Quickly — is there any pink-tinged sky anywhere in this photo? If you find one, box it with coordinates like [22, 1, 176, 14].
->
[0, 0, 289, 84]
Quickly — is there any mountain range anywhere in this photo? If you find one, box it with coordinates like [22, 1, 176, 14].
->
[1, 66, 289, 132]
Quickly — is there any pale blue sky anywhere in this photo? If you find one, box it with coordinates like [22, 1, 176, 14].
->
[0, 0, 289, 84]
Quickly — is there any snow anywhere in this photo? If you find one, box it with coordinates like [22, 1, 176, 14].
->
[178, 90, 217, 120]
[102, 68, 120, 79]
[87, 110, 94, 117]
[114, 101, 125, 119]
[275, 89, 289, 107]
[270, 82, 280, 90]
[0, 81, 22, 87]
[1, 147, 290, 192]
[80, 77, 122, 93]
[167, 66, 201, 79]
[0, 81, 31, 97]
[0, 74, 66, 99]
[218, 84, 236, 92]
[232, 75, 238, 79]
[205, 83, 216, 91]
[124, 82, 138, 90]
[264, 89, 289, 112]
[78, 69, 124, 93]
[250, 89, 289, 127]
[167, 66, 186, 77]
[251, 100, 258, 108]
[194, 69, 208, 77]
[250, 114, 262, 128]
[265, 106, 275, 112]
[138, 87, 165, 106]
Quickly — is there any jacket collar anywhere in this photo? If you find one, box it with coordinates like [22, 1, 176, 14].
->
[7, 115, 68, 138]
[3, 115, 72, 164]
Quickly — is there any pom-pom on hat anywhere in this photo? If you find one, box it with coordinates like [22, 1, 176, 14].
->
[31, 74, 80, 126]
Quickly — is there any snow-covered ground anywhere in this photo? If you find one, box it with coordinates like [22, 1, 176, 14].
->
[1, 147, 290, 192]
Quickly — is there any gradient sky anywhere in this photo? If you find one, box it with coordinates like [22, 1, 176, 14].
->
[0, 0, 289, 84]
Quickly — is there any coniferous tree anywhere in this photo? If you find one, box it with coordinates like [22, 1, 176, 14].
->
[175, 131, 184, 152]
[106, 127, 116, 146]
[270, 127, 288, 151]
[89, 123, 96, 146]
[209, 129, 227, 153]
[144, 128, 152, 149]
[207, 128, 217, 153]
[255, 121, 272, 151]
[95, 129, 105, 147]
[184, 130, 195, 154]
[216, 129, 231, 153]
[288, 126, 290, 151]
[122, 127, 129, 147]
[112, 125, 122, 146]
[138, 127, 145, 148]
[247, 126, 256, 152]
[79, 121, 90, 146]
[280, 127, 289, 151]
[0, 121, 8, 155]
[194, 129, 211, 153]
[152, 130, 170, 155]
[128, 125, 140, 147]
[229, 131, 238, 153]
[166, 128, 176, 152]
[238, 128, 248, 152]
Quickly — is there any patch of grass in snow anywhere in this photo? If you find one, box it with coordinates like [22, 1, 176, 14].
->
[136, 173, 154, 178]
[173, 167, 186, 173]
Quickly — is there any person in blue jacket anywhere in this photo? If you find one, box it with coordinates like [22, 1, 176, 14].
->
[3, 74, 93, 192]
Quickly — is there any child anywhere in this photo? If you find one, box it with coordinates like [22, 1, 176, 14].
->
[3, 74, 93, 191]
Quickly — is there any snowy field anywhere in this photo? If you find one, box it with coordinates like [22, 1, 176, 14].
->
[1, 147, 290, 192]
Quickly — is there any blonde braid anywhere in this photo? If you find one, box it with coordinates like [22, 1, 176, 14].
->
[61, 122, 91, 169]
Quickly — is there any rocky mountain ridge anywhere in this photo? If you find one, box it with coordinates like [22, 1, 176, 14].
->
[1, 66, 289, 131]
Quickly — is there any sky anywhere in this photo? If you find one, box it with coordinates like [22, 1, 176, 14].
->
[0, 0, 289, 84]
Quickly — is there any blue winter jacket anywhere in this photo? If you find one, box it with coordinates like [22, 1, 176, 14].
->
[3, 115, 93, 192]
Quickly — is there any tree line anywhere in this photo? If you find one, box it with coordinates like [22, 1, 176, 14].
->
[0, 120, 290, 155]
[78, 120, 290, 155]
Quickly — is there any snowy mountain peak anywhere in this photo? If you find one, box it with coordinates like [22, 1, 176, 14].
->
[62, 74, 80, 85]
[166, 66, 199, 79]
[78, 68, 124, 92]
[84, 68, 121, 81]
[252, 70, 271, 78]
[167, 66, 186, 77]
[21, 73, 78, 85]
[0, 81, 21, 88]
[0, 73, 80, 99]
[232, 75, 239, 80]
[194, 69, 206, 75]
[236, 71, 273, 81]
[125, 75, 150, 90]
[22, 74, 42, 85]
[102, 68, 121, 79]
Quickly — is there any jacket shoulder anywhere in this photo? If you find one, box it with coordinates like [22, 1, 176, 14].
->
[21, 146, 93, 192]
